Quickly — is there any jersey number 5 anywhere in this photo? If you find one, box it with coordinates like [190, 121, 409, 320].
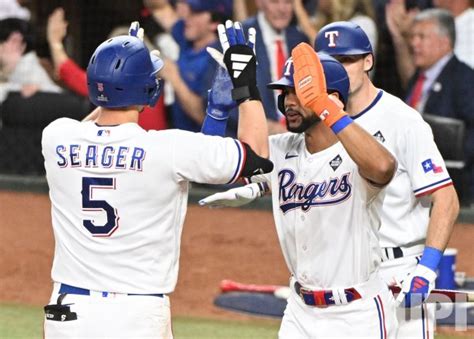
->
[81, 177, 119, 237]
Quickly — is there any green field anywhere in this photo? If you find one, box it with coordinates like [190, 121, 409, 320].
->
[0, 303, 467, 338]
[0, 303, 280, 338]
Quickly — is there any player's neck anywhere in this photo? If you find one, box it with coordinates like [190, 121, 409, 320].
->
[304, 123, 338, 154]
[345, 82, 378, 117]
[95, 107, 140, 125]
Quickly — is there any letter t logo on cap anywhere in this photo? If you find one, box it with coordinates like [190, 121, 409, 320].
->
[325, 31, 339, 47]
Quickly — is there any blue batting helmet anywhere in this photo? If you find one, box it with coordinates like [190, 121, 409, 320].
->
[267, 54, 350, 113]
[314, 21, 373, 56]
[87, 35, 164, 108]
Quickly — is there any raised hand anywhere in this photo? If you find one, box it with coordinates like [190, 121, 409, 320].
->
[128, 21, 144, 41]
[291, 43, 349, 133]
[219, 20, 260, 104]
[202, 20, 258, 136]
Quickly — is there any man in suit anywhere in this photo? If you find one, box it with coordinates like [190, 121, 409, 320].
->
[241, 0, 308, 135]
[406, 8, 474, 204]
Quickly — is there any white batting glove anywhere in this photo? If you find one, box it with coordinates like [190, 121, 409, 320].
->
[129, 21, 144, 41]
[129, 21, 161, 60]
[396, 264, 437, 307]
[206, 21, 256, 69]
[199, 182, 266, 208]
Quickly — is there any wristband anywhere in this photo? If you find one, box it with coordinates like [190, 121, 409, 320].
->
[231, 85, 261, 104]
[309, 95, 347, 128]
[330, 115, 353, 134]
[419, 246, 443, 272]
[201, 114, 228, 136]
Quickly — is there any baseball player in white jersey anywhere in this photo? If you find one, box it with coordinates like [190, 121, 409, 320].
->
[201, 44, 399, 338]
[313, 22, 460, 338]
[41, 22, 273, 338]
[203, 21, 461, 339]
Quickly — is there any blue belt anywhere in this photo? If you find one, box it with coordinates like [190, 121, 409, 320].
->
[59, 283, 164, 298]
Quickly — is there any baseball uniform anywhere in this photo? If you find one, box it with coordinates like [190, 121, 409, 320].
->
[250, 132, 398, 338]
[354, 89, 452, 338]
[42, 118, 247, 338]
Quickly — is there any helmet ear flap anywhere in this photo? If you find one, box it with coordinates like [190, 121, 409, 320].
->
[147, 78, 162, 107]
[277, 93, 285, 114]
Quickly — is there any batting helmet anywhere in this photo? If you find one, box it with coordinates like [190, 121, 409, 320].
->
[267, 53, 349, 113]
[314, 21, 373, 56]
[87, 35, 164, 108]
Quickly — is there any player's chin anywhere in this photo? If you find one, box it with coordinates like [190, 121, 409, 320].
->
[286, 121, 306, 133]
[287, 115, 319, 133]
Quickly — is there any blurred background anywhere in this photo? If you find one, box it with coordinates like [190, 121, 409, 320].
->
[0, 0, 473, 206]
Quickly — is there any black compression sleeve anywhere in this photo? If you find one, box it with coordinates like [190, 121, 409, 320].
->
[240, 143, 274, 178]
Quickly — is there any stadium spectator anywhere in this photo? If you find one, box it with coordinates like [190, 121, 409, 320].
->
[372, 0, 430, 97]
[432, 0, 474, 68]
[241, 0, 308, 135]
[0, 18, 62, 104]
[139, 0, 179, 64]
[46, 8, 167, 131]
[294, 0, 377, 54]
[159, 0, 230, 132]
[405, 9, 474, 204]
[385, 0, 421, 89]
[386, 0, 473, 90]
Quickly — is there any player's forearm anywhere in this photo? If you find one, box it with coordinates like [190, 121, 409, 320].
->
[237, 100, 269, 158]
[425, 185, 459, 251]
[337, 122, 396, 185]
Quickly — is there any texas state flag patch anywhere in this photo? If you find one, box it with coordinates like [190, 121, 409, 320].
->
[422, 159, 443, 174]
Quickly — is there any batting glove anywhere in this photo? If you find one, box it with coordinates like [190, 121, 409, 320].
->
[201, 20, 257, 135]
[291, 43, 353, 134]
[128, 21, 144, 41]
[396, 246, 442, 308]
[129, 21, 161, 59]
[218, 20, 259, 104]
[201, 66, 236, 136]
[198, 182, 267, 208]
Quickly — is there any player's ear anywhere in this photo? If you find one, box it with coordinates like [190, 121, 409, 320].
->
[363, 54, 374, 73]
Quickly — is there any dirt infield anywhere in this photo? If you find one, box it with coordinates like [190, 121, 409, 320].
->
[1, 190, 473, 324]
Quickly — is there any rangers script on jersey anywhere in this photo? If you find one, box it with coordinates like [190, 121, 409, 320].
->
[252, 132, 385, 289]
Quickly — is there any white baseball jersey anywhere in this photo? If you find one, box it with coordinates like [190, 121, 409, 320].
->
[354, 90, 452, 248]
[252, 132, 384, 289]
[42, 118, 246, 294]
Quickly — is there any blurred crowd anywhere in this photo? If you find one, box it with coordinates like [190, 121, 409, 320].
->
[0, 0, 473, 204]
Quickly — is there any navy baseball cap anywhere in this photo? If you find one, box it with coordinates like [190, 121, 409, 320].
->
[315, 21, 373, 56]
[185, 0, 231, 17]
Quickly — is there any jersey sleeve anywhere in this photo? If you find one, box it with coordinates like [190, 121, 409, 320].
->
[402, 120, 452, 197]
[171, 130, 246, 184]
